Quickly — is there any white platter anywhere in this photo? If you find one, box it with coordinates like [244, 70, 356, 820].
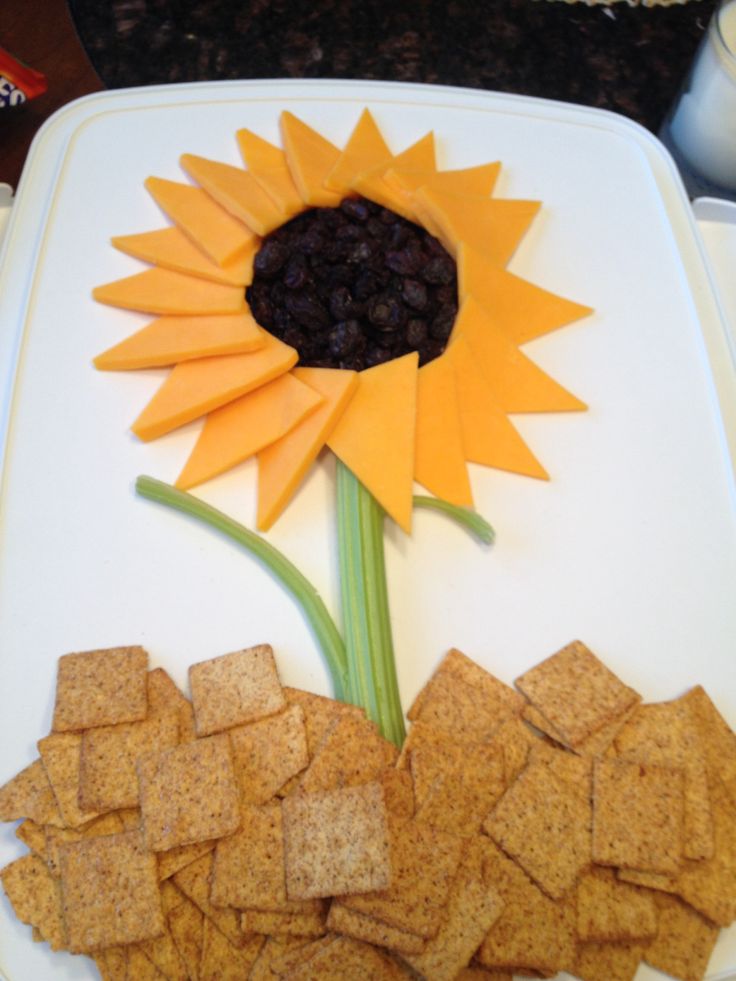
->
[0, 79, 735, 981]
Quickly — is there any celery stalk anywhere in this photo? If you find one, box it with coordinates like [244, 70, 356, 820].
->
[336, 462, 406, 747]
[413, 495, 495, 544]
[135, 476, 349, 701]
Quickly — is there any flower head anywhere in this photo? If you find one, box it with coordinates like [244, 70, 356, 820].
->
[93, 108, 591, 533]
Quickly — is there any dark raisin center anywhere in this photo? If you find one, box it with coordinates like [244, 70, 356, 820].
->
[246, 197, 458, 372]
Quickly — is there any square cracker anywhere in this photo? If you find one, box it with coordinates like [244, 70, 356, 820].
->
[37, 733, 103, 829]
[295, 711, 398, 795]
[166, 894, 204, 981]
[199, 917, 266, 979]
[79, 711, 180, 812]
[613, 698, 713, 860]
[57, 829, 164, 953]
[52, 646, 148, 732]
[45, 811, 126, 877]
[340, 818, 464, 938]
[210, 801, 288, 910]
[515, 640, 640, 749]
[573, 941, 646, 981]
[172, 852, 244, 948]
[413, 740, 506, 836]
[644, 892, 719, 981]
[189, 644, 285, 736]
[407, 649, 522, 739]
[0, 758, 64, 827]
[137, 733, 240, 851]
[282, 935, 406, 980]
[483, 757, 591, 899]
[476, 839, 577, 976]
[575, 866, 658, 942]
[401, 836, 504, 981]
[326, 902, 426, 955]
[669, 776, 736, 927]
[282, 781, 391, 899]
[229, 704, 309, 804]
[683, 685, 736, 808]
[592, 758, 684, 874]
[0, 853, 67, 951]
[284, 686, 366, 758]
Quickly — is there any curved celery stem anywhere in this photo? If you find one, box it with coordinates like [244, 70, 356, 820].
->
[412, 495, 495, 545]
[336, 462, 406, 748]
[135, 476, 349, 701]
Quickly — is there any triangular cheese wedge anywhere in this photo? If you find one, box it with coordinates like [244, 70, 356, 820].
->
[457, 243, 593, 345]
[257, 367, 359, 530]
[447, 337, 548, 479]
[452, 297, 587, 413]
[92, 268, 247, 316]
[144, 177, 254, 266]
[179, 154, 283, 236]
[327, 352, 419, 532]
[415, 355, 473, 507]
[279, 111, 343, 207]
[236, 128, 307, 217]
[131, 334, 297, 441]
[111, 227, 256, 287]
[324, 109, 393, 196]
[175, 372, 323, 489]
[413, 186, 540, 265]
[384, 161, 501, 199]
[348, 132, 437, 219]
[94, 313, 265, 371]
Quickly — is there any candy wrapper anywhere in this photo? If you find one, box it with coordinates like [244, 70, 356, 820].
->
[0, 47, 47, 108]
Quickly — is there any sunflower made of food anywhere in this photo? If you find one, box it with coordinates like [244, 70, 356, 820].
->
[92, 108, 591, 534]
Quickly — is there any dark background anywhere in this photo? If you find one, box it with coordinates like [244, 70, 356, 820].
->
[1, 0, 718, 188]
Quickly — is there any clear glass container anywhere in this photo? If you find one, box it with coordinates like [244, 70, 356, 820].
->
[659, 0, 736, 201]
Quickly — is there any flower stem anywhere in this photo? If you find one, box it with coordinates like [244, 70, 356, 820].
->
[336, 462, 406, 747]
[135, 476, 349, 701]
[412, 495, 495, 544]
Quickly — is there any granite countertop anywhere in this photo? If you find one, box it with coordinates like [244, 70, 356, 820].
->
[68, 0, 717, 135]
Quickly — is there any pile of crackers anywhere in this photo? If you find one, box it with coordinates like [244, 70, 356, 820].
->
[1, 640, 735, 981]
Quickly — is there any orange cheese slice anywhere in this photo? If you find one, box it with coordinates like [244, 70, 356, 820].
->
[257, 367, 359, 531]
[144, 177, 254, 266]
[131, 334, 298, 442]
[414, 354, 473, 507]
[384, 160, 501, 200]
[175, 372, 323, 490]
[279, 111, 343, 208]
[111, 227, 256, 287]
[324, 109, 393, 196]
[327, 352, 419, 533]
[452, 297, 587, 413]
[179, 154, 283, 236]
[93, 314, 265, 371]
[351, 131, 438, 221]
[92, 268, 247, 316]
[447, 337, 548, 479]
[457, 243, 593, 345]
[413, 186, 540, 265]
[236, 128, 307, 217]
[351, 171, 417, 221]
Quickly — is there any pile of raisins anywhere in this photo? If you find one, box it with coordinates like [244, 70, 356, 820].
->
[246, 197, 457, 372]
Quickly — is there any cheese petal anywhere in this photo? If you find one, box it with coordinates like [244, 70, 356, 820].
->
[131, 334, 297, 441]
[144, 176, 254, 266]
[257, 367, 359, 531]
[111, 227, 256, 287]
[327, 352, 419, 532]
[94, 314, 265, 371]
[176, 372, 323, 490]
[92, 268, 247, 316]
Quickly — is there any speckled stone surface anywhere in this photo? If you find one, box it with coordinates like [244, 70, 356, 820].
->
[68, 0, 717, 133]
